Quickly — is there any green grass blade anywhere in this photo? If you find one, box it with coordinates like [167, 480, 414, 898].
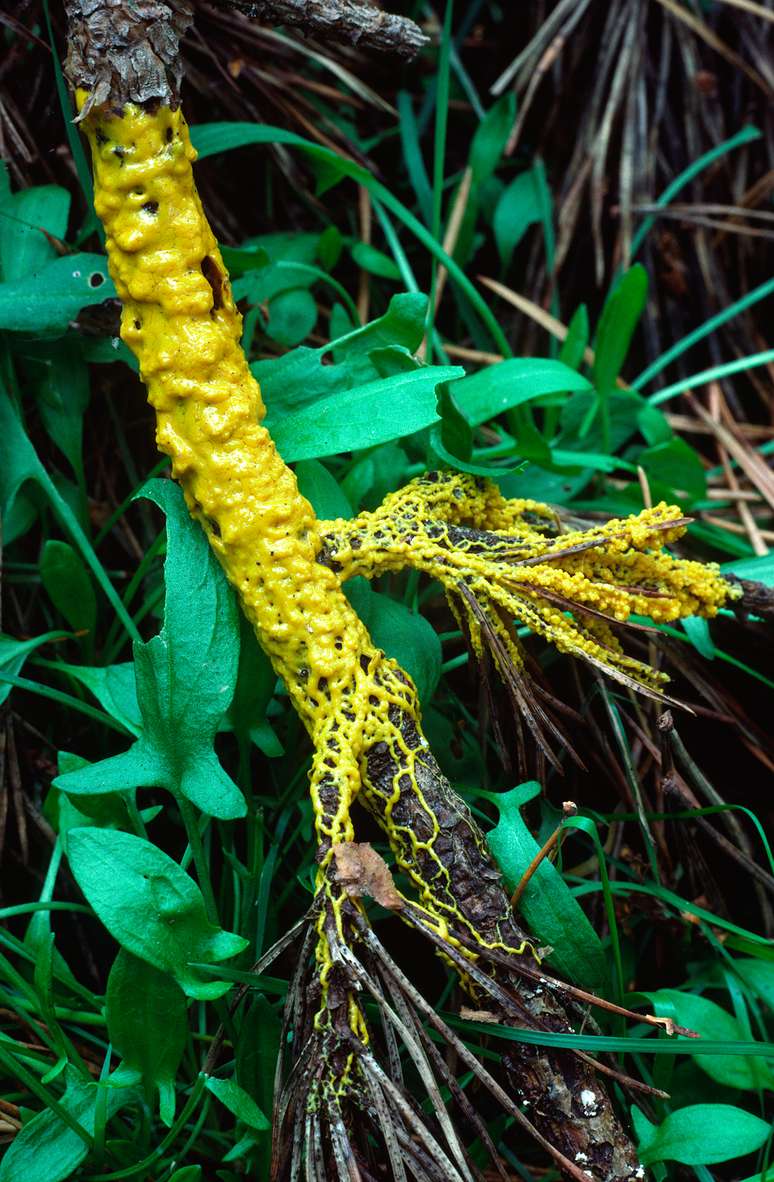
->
[630, 124, 760, 258]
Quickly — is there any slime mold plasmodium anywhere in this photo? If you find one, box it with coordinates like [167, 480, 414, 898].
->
[78, 93, 737, 1119]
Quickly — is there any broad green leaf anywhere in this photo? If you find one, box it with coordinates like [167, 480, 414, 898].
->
[67, 827, 248, 1000]
[722, 553, 774, 587]
[351, 241, 401, 280]
[638, 437, 707, 506]
[437, 382, 473, 462]
[558, 389, 645, 454]
[330, 292, 427, 361]
[0, 1067, 131, 1182]
[205, 1076, 270, 1131]
[452, 358, 592, 428]
[41, 540, 97, 637]
[592, 265, 648, 393]
[0, 253, 114, 334]
[106, 949, 188, 1126]
[486, 783, 609, 991]
[295, 459, 353, 520]
[51, 662, 141, 735]
[734, 958, 774, 1008]
[55, 481, 245, 820]
[169, 1169, 203, 1182]
[470, 93, 516, 184]
[253, 292, 428, 419]
[362, 591, 442, 707]
[493, 166, 544, 270]
[637, 404, 673, 446]
[34, 342, 91, 481]
[0, 184, 70, 282]
[54, 750, 136, 844]
[634, 1103, 771, 1166]
[647, 989, 774, 1090]
[271, 365, 463, 462]
[265, 288, 317, 347]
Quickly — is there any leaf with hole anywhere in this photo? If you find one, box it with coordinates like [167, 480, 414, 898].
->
[0, 253, 114, 334]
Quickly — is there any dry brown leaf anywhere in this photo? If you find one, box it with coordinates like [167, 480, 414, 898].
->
[332, 842, 404, 910]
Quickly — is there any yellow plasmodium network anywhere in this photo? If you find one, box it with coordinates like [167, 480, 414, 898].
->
[79, 95, 736, 1084]
[77, 98, 534, 1064]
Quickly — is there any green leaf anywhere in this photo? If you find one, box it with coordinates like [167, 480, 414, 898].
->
[647, 989, 774, 1091]
[169, 1169, 203, 1182]
[0, 393, 140, 642]
[34, 342, 91, 482]
[681, 616, 715, 661]
[40, 540, 97, 637]
[0, 253, 114, 334]
[55, 481, 245, 820]
[205, 1076, 270, 1131]
[592, 265, 648, 393]
[0, 184, 70, 282]
[51, 662, 141, 735]
[558, 305, 589, 371]
[227, 614, 277, 750]
[558, 389, 644, 455]
[493, 165, 545, 270]
[295, 459, 353, 520]
[637, 404, 673, 447]
[265, 288, 317, 347]
[486, 783, 609, 991]
[0, 631, 69, 707]
[635, 1103, 771, 1166]
[437, 382, 473, 462]
[271, 365, 463, 462]
[451, 358, 592, 428]
[253, 292, 428, 420]
[351, 241, 401, 280]
[639, 437, 707, 506]
[106, 948, 188, 1126]
[735, 958, 774, 1009]
[0, 1067, 131, 1182]
[722, 553, 774, 587]
[67, 827, 248, 1000]
[470, 93, 516, 184]
[361, 591, 442, 707]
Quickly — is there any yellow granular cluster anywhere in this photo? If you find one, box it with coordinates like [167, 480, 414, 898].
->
[320, 477, 736, 698]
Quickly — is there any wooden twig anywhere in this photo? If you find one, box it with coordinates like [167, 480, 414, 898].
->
[214, 0, 429, 59]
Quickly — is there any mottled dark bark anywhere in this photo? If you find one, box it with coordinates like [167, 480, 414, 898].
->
[363, 712, 643, 1182]
[727, 575, 774, 617]
[64, 1, 194, 115]
[214, 0, 429, 58]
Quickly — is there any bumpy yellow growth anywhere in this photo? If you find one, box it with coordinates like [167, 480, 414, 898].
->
[80, 96, 737, 1066]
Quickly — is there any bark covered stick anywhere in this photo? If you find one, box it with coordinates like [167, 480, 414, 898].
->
[213, 0, 430, 59]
